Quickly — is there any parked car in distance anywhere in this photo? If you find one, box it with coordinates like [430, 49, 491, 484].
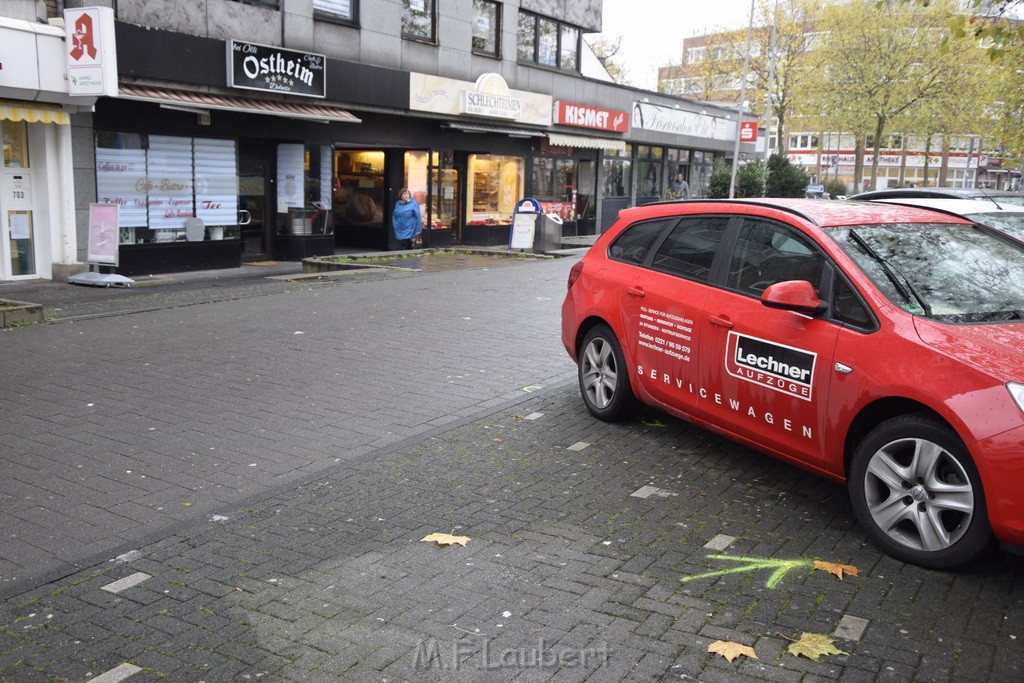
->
[561, 198, 1024, 569]
[850, 186, 1024, 207]
[862, 197, 1024, 243]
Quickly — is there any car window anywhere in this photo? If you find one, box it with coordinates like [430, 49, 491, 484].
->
[726, 219, 826, 296]
[649, 216, 729, 283]
[827, 222, 1024, 323]
[607, 219, 673, 265]
[972, 212, 1024, 242]
[831, 274, 874, 330]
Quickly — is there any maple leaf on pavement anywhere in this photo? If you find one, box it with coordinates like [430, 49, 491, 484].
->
[786, 632, 848, 661]
[420, 532, 470, 547]
[708, 640, 758, 663]
[813, 560, 859, 580]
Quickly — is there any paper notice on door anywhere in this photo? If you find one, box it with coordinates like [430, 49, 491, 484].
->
[9, 211, 31, 240]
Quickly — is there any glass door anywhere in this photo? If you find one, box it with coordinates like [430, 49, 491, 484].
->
[2, 120, 34, 279]
[576, 157, 596, 236]
[238, 139, 270, 260]
[430, 156, 458, 247]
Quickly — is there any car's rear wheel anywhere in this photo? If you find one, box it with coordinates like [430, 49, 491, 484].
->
[578, 324, 637, 422]
[849, 414, 992, 568]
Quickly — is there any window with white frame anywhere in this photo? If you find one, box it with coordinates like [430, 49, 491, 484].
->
[314, 0, 356, 24]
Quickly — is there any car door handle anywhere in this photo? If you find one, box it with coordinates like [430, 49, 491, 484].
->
[709, 315, 734, 329]
[626, 286, 645, 298]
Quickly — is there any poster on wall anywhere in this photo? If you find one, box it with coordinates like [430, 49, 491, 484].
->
[277, 144, 305, 213]
[87, 203, 120, 266]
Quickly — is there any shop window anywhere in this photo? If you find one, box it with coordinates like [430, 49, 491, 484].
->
[334, 150, 384, 233]
[314, 0, 357, 25]
[277, 144, 334, 236]
[95, 133, 240, 244]
[473, 0, 501, 56]
[467, 155, 523, 226]
[2, 120, 29, 168]
[516, 11, 581, 72]
[690, 151, 715, 199]
[532, 155, 576, 221]
[637, 145, 664, 199]
[402, 0, 436, 42]
[602, 144, 632, 198]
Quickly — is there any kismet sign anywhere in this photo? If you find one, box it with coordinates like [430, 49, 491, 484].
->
[227, 40, 326, 98]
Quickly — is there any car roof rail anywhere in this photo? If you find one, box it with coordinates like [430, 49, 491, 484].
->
[644, 198, 822, 227]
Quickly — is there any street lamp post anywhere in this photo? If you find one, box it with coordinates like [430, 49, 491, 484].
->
[729, 0, 757, 199]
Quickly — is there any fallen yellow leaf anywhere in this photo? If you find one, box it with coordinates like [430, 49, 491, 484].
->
[786, 632, 847, 661]
[708, 640, 757, 663]
[421, 532, 470, 547]
[813, 560, 859, 580]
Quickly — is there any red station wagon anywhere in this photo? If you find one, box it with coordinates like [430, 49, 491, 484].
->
[561, 199, 1024, 568]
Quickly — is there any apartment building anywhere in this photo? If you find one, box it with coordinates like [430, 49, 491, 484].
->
[659, 23, 1016, 195]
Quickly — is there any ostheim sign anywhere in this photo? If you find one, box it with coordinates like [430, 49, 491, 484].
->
[227, 40, 326, 98]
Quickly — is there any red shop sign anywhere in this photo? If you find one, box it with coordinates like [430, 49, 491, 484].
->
[740, 121, 758, 142]
[554, 101, 629, 133]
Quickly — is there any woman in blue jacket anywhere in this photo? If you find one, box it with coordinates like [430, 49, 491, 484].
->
[392, 187, 422, 249]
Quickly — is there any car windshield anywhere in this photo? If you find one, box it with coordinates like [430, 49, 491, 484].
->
[827, 222, 1024, 323]
[971, 212, 1024, 241]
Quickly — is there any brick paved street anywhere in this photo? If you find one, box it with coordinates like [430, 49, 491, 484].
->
[1, 255, 1023, 681]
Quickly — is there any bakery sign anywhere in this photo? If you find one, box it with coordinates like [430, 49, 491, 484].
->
[554, 101, 629, 133]
[410, 72, 552, 125]
[227, 40, 325, 98]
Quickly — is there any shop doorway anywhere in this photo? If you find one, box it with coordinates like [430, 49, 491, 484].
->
[238, 139, 273, 261]
[576, 157, 596, 236]
[334, 149, 387, 249]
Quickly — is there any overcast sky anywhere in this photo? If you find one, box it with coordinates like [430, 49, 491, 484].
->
[596, 0, 757, 90]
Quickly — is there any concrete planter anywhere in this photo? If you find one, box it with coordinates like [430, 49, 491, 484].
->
[0, 299, 44, 327]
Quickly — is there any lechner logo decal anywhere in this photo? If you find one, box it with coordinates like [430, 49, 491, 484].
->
[725, 332, 816, 401]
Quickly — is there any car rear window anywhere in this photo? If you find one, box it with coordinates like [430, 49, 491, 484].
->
[608, 219, 673, 265]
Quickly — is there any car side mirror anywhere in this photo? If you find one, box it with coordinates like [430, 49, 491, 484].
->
[761, 280, 828, 317]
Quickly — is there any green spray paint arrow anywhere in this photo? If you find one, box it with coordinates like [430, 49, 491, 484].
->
[681, 555, 814, 589]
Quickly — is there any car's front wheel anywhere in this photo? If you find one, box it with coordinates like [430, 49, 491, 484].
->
[848, 413, 993, 569]
[578, 324, 638, 422]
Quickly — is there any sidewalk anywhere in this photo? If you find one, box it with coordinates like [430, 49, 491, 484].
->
[2, 247, 1020, 681]
[2, 388, 1022, 681]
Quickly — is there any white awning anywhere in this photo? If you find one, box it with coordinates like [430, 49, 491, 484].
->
[0, 101, 69, 125]
[117, 85, 361, 123]
[547, 132, 626, 152]
[445, 122, 547, 137]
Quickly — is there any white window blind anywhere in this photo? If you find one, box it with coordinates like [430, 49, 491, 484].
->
[194, 138, 239, 227]
[147, 135, 195, 230]
[95, 148, 148, 228]
[314, 0, 353, 20]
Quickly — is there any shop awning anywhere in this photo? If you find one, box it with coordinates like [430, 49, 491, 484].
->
[445, 122, 548, 138]
[117, 85, 361, 123]
[547, 132, 626, 152]
[0, 101, 69, 125]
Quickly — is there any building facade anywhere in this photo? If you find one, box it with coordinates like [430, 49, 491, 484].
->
[2, 0, 757, 281]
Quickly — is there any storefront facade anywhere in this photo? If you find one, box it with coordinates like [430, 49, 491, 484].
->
[0, 14, 94, 282]
[58, 6, 756, 279]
